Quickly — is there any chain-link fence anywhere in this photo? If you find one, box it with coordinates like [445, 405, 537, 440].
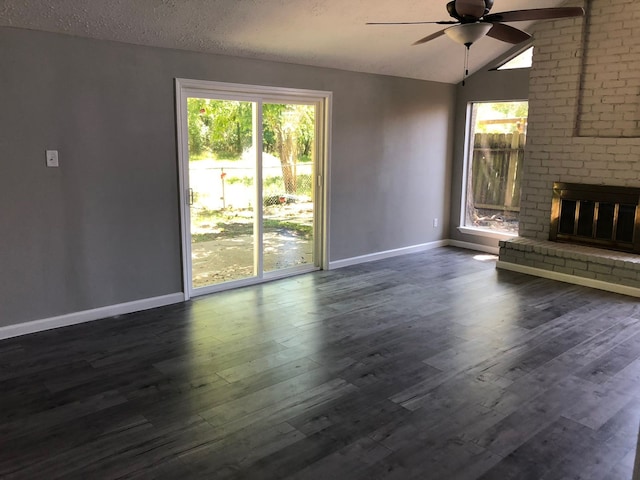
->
[190, 163, 313, 214]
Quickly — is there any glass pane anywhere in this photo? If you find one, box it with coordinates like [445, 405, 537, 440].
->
[595, 202, 615, 239]
[577, 200, 595, 237]
[262, 103, 315, 272]
[558, 200, 576, 235]
[617, 204, 636, 242]
[497, 47, 533, 70]
[187, 98, 256, 288]
[465, 101, 528, 234]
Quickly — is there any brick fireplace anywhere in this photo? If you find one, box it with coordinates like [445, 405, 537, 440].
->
[496, 0, 640, 295]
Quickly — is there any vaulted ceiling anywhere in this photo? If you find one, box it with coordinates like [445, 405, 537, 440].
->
[0, 0, 571, 84]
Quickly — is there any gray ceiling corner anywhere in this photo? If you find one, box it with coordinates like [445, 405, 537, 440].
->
[0, 0, 569, 84]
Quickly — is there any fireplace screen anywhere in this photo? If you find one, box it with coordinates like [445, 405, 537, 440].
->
[550, 182, 640, 253]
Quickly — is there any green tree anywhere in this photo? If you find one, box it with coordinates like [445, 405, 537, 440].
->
[491, 101, 528, 119]
[187, 99, 253, 159]
[297, 106, 315, 159]
[263, 104, 315, 193]
[187, 98, 209, 157]
[264, 104, 295, 193]
[187, 99, 315, 176]
[208, 101, 252, 159]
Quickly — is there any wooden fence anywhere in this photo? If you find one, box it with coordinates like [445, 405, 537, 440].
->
[470, 131, 525, 212]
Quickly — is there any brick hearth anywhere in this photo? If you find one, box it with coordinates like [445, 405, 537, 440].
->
[498, 238, 640, 294]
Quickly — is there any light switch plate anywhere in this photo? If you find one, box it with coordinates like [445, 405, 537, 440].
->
[46, 150, 59, 167]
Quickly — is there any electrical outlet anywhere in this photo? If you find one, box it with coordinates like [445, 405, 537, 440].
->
[46, 150, 59, 167]
[433, 218, 439, 228]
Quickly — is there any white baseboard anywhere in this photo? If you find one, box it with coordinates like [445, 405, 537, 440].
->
[328, 240, 449, 270]
[448, 240, 500, 255]
[0, 293, 184, 341]
[328, 239, 501, 270]
[2, 239, 504, 340]
[496, 261, 640, 298]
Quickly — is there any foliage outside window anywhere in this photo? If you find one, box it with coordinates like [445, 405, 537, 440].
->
[187, 100, 314, 164]
[187, 100, 315, 197]
[464, 101, 528, 235]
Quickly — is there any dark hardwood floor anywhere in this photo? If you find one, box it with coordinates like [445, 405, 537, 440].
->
[1, 247, 640, 479]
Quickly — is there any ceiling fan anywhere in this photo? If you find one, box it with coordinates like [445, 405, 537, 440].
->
[367, 0, 584, 84]
[367, 0, 585, 47]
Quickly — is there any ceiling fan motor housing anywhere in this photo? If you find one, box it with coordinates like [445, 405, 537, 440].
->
[446, 1, 460, 20]
[449, 0, 494, 21]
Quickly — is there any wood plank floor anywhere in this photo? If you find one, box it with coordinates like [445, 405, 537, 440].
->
[1, 247, 640, 479]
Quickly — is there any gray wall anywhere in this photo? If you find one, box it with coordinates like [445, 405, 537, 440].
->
[448, 54, 531, 250]
[0, 27, 455, 328]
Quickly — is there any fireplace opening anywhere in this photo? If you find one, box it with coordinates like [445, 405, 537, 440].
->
[550, 182, 640, 253]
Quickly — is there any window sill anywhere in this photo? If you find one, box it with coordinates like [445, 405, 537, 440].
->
[457, 226, 518, 241]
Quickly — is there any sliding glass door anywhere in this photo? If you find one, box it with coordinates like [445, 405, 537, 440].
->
[262, 103, 316, 273]
[187, 98, 258, 288]
[176, 80, 329, 298]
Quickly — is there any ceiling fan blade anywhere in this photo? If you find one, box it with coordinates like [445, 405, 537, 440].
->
[367, 21, 458, 25]
[455, 0, 486, 19]
[412, 29, 447, 46]
[484, 7, 585, 23]
[486, 22, 532, 44]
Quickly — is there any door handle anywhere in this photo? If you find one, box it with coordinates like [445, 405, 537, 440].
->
[188, 188, 194, 206]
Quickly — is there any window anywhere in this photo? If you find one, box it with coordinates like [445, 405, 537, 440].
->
[462, 101, 528, 236]
[497, 47, 533, 70]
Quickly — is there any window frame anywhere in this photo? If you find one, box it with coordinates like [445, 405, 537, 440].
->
[496, 46, 534, 71]
[459, 100, 528, 240]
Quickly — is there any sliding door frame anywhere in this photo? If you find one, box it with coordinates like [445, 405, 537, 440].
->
[175, 78, 332, 300]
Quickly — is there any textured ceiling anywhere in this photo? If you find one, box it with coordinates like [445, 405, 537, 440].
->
[0, 0, 568, 84]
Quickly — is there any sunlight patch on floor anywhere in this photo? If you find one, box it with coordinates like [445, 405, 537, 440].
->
[473, 254, 499, 262]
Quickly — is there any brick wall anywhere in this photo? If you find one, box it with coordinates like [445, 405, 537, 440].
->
[519, 0, 640, 242]
[578, 0, 640, 137]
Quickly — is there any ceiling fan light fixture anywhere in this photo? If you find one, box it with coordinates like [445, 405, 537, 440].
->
[445, 22, 492, 46]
